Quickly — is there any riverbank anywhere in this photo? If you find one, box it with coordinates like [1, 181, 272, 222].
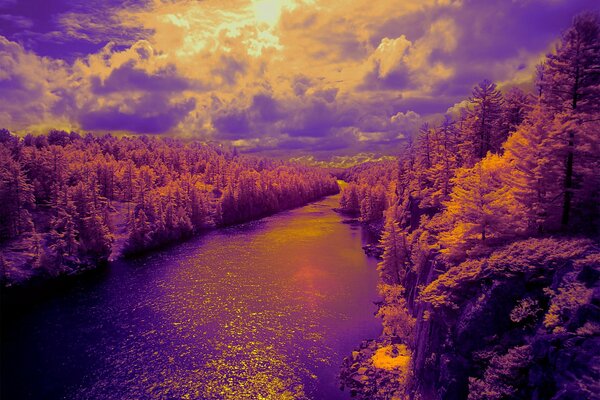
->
[1, 187, 339, 291]
[1, 132, 340, 292]
[334, 211, 384, 259]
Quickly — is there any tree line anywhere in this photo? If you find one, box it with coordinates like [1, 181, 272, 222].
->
[0, 132, 338, 285]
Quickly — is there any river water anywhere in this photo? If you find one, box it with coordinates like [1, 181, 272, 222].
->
[1, 192, 381, 399]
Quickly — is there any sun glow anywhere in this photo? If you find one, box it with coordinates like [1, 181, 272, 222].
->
[153, 0, 297, 58]
[251, 0, 284, 27]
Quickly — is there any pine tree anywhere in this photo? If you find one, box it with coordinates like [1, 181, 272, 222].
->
[0, 252, 8, 284]
[439, 155, 526, 257]
[48, 204, 80, 263]
[189, 185, 208, 230]
[377, 210, 410, 285]
[461, 80, 505, 163]
[503, 105, 564, 233]
[501, 87, 533, 141]
[538, 12, 600, 230]
[416, 123, 433, 170]
[340, 183, 360, 215]
[427, 116, 459, 208]
[126, 208, 152, 253]
[0, 149, 35, 240]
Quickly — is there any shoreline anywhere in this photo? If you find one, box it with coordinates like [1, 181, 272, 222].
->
[1, 188, 340, 301]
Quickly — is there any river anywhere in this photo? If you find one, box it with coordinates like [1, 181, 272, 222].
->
[1, 192, 381, 400]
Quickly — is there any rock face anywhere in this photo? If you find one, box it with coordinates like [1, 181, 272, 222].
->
[341, 238, 600, 400]
[340, 340, 413, 400]
[412, 238, 600, 400]
[362, 243, 383, 259]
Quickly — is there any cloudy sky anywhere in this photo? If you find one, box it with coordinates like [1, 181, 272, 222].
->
[0, 0, 597, 158]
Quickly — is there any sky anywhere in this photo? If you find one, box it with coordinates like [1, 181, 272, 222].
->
[0, 0, 598, 158]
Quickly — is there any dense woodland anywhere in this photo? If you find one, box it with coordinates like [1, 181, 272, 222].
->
[338, 161, 397, 223]
[341, 13, 600, 400]
[0, 133, 338, 286]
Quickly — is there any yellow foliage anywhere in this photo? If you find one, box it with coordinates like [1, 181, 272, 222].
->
[371, 345, 412, 385]
[372, 344, 411, 370]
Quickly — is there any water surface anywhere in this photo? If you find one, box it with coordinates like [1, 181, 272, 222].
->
[1, 193, 380, 399]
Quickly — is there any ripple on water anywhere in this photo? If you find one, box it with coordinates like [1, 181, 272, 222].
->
[6, 195, 380, 400]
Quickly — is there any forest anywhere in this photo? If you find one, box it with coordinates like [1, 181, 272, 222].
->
[340, 13, 600, 400]
[0, 132, 339, 286]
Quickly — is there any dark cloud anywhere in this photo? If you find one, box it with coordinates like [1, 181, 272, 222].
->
[292, 75, 313, 96]
[0, 14, 33, 29]
[212, 111, 252, 139]
[208, 90, 416, 157]
[393, 96, 463, 115]
[249, 94, 284, 122]
[283, 97, 353, 137]
[2, 0, 599, 158]
[91, 61, 195, 94]
[280, 9, 368, 63]
[360, 65, 412, 91]
[213, 54, 247, 86]
[313, 88, 338, 103]
[0, 0, 151, 60]
[79, 96, 195, 134]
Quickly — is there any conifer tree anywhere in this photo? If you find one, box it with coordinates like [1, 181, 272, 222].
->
[126, 208, 152, 253]
[503, 105, 564, 233]
[427, 116, 459, 207]
[502, 87, 533, 140]
[538, 12, 600, 229]
[461, 80, 505, 164]
[0, 150, 34, 240]
[377, 209, 410, 285]
[439, 155, 526, 257]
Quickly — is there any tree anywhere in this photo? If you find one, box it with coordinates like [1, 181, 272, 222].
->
[461, 80, 505, 163]
[339, 183, 360, 215]
[416, 123, 433, 170]
[538, 12, 600, 230]
[377, 210, 410, 285]
[48, 204, 79, 262]
[426, 116, 459, 208]
[125, 208, 152, 253]
[501, 87, 533, 140]
[503, 105, 564, 233]
[0, 148, 34, 240]
[0, 252, 9, 284]
[70, 181, 112, 260]
[376, 284, 415, 341]
[439, 155, 526, 257]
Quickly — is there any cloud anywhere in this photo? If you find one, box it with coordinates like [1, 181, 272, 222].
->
[79, 95, 196, 134]
[0, 14, 33, 29]
[1, 0, 598, 156]
[361, 17, 457, 92]
[90, 61, 196, 94]
[0, 0, 151, 60]
[391, 110, 421, 135]
[212, 110, 252, 139]
[0, 36, 73, 131]
[250, 93, 284, 122]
